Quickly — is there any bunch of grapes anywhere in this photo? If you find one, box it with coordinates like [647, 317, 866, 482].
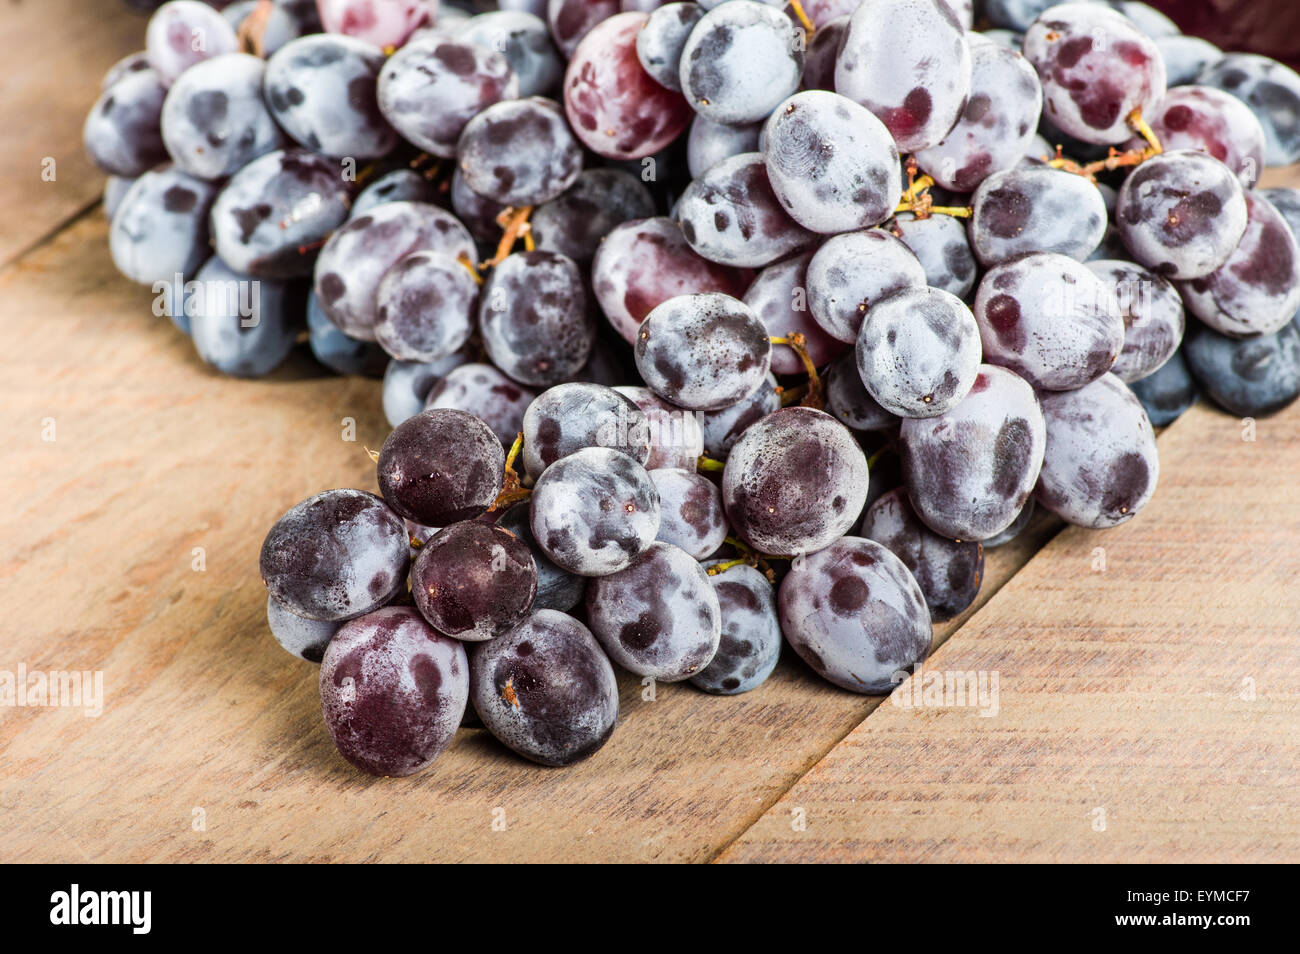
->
[91, 0, 1300, 777]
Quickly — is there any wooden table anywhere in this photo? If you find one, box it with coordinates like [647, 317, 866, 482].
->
[1, 0, 1297, 863]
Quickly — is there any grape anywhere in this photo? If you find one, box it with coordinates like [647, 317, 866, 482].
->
[469, 609, 618, 765]
[591, 217, 753, 343]
[145, 1, 240, 85]
[412, 521, 537, 641]
[377, 408, 506, 525]
[1183, 316, 1300, 417]
[1128, 346, 1196, 426]
[320, 606, 468, 777]
[1178, 193, 1300, 339]
[676, 153, 814, 268]
[1260, 187, 1300, 242]
[521, 382, 652, 478]
[650, 468, 728, 559]
[316, 0, 431, 49]
[968, 165, 1108, 266]
[689, 563, 780, 694]
[1035, 373, 1159, 528]
[102, 51, 152, 92]
[377, 37, 518, 159]
[500, 0, 549, 16]
[796, 14, 846, 93]
[104, 176, 137, 221]
[1198, 54, 1300, 167]
[782, 0, 856, 27]
[307, 290, 389, 376]
[1022, 2, 1166, 146]
[678, 1, 804, 125]
[860, 488, 983, 623]
[613, 386, 705, 470]
[223, 0, 320, 56]
[1156, 34, 1222, 88]
[914, 35, 1043, 194]
[863, 446, 902, 513]
[835, 0, 973, 153]
[981, 498, 1036, 549]
[110, 166, 218, 286]
[84, 68, 168, 178]
[1108, 1, 1178, 38]
[636, 2, 702, 92]
[778, 536, 930, 694]
[900, 364, 1047, 541]
[686, 115, 761, 178]
[209, 148, 350, 279]
[382, 351, 473, 427]
[188, 257, 300, 377]
[983, 0, 1057, 31]
[1115, 150, 1247, 281]
[1086, 259, 1184, 383]
[634, 292, 771, 410]
[480, 251, 596, 387]
[425, 363, 536, 445]
[267, 596, 341, 663]
[564, 12, 693, 160]
[351, 168, 439, 220]
[699, 371, 779, 458]
[262, 34, 397, 161]
[548, 0, 621, 58]
[806, 228, 926, 343]
[455, 10, 564, 98]
[1141, 86, 1266, 188]
[890, 212, 977, 300]
[744, 251, 846, 374]
[457, 97, 583, 207]
[856, 286, 982, 419]
[825, 352, 896, 433]
[374, 250, 479, 362]
[160, 53, 287, 180]
[723, 406, 868, 555]
[585, 542, 721, 680]
[497, 502, 587, 611]
[761, 90, 903, 235]
[314, 201, 476, 341]
[530, 446, 661, 576]
[530, 169, 656, 264]
[260, 488, 410, 621]
[981, 28, 1025, 52]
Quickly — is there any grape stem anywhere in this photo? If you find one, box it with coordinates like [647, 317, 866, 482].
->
[481, 206, 535, 268]
[696, 455, 725, 473]
[1045, 108, 1164, 180]
[720, 535, 786, 583]
[893, 163, 973, 220]
[457, 252, 484, 286]
[489, 432, 531, 512]
[236, 0, 274, 58]
[705, 557, 748, 576]
[769, 333, 825, 409]
[788, 0, 815, 34]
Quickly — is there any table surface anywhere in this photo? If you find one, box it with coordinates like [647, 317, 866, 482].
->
[0, 0, 1297, 863]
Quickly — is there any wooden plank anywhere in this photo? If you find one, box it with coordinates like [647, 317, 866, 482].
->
[716, 400, 1300, 863]
[0, 216, 1053, 863]
[0, 0, 143, 269]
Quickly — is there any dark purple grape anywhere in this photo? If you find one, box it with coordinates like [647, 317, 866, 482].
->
[807, 228, 926, 343]
[636, 2, 702, 92]
[109, 165, 218, 286]
[382, 351, 473, 427]
[585, 542, 721, 680]
[974, 252, 1124, 391]
[530, 447, 661, 576]
[650, 467, 728, 559]
[548, 0, 620, 58]
[469, 609, 618, 765]
[743, 251, 847, 375]
[778, 536, 931, 694]
[456, 97, 583, 207]
[412, 521, 537, 641]
[351, 169, 439, 220]
[375, 250, 478, 362]
[699, 371, 780, 458]
[1115, 150, 1247, 281]
[317, 0, 431, 49]
[187, 256, 300, 377]
[497, 502, 587, 612]
[686, 114, 761, 178]
[84, 68, 168, 178]
[689, 563, 780, 695]
[1142, 86, 1266, 188]
[722, 406, 868, 555]
[614, 386, 705, 471]
[267, 596, 342, 663]
[1086, 259, 1185, 383]
[425, 363, 536, 446]
[449, 166, 507, 243]
[800, 14, 849, 93]
[634, 293, 771, 411]
[456, 10, 564, 98]
[856, 286, 982, 418]
[900, 364, 1047, 541]
[209, 148, 351, 279]
[676, 153, 815, 268]
[101, 51, 152, 92]
[521, 382, 652, 478]
[260, 488, 410, 621]
[1128, 346, 1197, 426]
[678, 1, 803, 125]
[530, 169, 655, 264]
[377, 36, 518, 158]
[1022, 3, 1166, 145]
[320, 606, 468, 777]
[1198, 53, 1300, 166]
[1178, 193, 1300, 338]
[981, 497, 1036, 548]
[968, 164, 1108, 265]
[308, 291, 388, 376]
[1157, 34, 1222, 88]
[1183, 316, 1300, 417]
[835, 0, 972, 153]
[377, 409, 505, 525]
[860, 488, 983, 623]
[890, 212, 978, 300]
[146, 1, 239, 84]
[825, 352, 897, 433]
[762, 90, 903, 235]
[1035, 373, 1159, 528]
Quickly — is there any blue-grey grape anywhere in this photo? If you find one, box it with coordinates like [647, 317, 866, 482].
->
[689, 562, 780, 695]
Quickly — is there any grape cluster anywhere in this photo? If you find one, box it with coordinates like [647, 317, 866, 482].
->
[96, 0, 1300, 778]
